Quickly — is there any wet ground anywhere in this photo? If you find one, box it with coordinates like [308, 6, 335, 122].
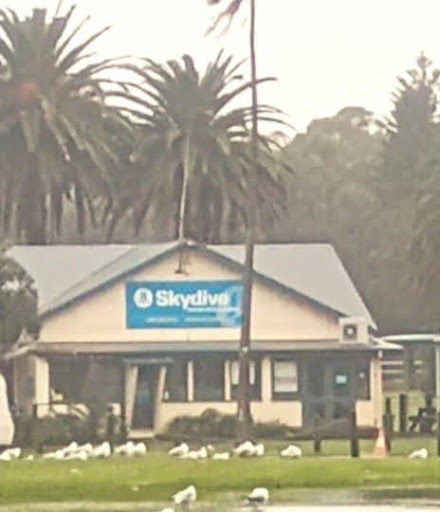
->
[1, 504, 439, 512]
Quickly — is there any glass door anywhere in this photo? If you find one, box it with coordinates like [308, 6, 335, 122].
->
[303, 360, 355, 427]
[132, 366, 156, 429]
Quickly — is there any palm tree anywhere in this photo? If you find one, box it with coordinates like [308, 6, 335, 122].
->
[115, 53, 286, 251]
[0, 5, 134, 243]
[208, 0, 259, 439]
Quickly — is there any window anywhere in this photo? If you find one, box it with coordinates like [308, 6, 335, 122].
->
[49, 359, 88, 402]
[230, 360, 261, 400]
[193, 356, 224, 401]
[50, 360, 123, 404]
[333, 367, 350, 397]
[164, 360, 187, 402]
[273, 360, 298, 399]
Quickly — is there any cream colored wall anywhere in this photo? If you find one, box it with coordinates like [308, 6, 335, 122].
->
[371, 356, 383, 428]
[40, 249, 338, 343]
[356, 356, 382, 428]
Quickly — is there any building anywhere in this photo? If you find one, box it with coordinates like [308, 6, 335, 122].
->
[8, 241, 385, 437]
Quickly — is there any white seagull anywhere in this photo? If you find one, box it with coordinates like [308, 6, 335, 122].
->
[280, 444, 302, 458]
[172, 485, 197, 508]
[244, 487, 270, 510]
[43, 449, 65, 461]
[212, 452, 230, 460]
[168, 442, 189, 458]
[0, 447, 21, 460]
[233, 440, 255, 457]
[62, 441, 79, 456]
[409, 448, 429, 459]
[91, 441, 111, 459]
[132, 442, 147, 457]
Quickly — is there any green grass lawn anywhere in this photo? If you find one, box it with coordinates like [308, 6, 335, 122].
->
[1, 438, 440, 506]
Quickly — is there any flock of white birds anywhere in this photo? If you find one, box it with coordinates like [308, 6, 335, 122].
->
[167, 440, 302, 460]
[0, 440, 147, 462]
[0, 440, 430, 511]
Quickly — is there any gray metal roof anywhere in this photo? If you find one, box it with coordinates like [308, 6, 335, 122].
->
[383, 333, 440, 344]
[208, 244, 375, 328]
[7, 242, 375, 327]
[8, 245, 132, 309]
[38, 242, 175, 315]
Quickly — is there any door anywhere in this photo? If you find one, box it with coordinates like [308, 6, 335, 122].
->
[132, 366, 157, 429]
[303, 360, 355, 427]
[303, 360, 327, 426]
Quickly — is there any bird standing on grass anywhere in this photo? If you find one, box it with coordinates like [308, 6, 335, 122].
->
[280, 444, 302, 458]
[409, 448, 428, 459]
[168, 442, 189, 458]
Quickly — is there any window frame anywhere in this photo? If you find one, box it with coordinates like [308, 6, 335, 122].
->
[230, 359, 262, 402]
[163, 359, 188, 403]
[271, 358, 300, 401]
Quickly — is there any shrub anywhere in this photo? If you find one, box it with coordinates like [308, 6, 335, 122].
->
[253, 420, 292, 439]
[164, 408, 295, 440]
[15, 400, 111, 449]
[165, 408, 238, 440]
[15, 414, 89, 450]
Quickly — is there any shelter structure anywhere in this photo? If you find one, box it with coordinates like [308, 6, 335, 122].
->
[9, 242, 387, 437]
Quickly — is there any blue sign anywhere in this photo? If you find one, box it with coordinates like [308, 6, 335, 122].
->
[126, 281, 243, 329]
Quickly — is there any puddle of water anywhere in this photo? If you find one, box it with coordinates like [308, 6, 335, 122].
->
[267, 508, 438, 511]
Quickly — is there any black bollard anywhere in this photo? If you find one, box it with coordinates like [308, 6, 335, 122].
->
[350, 410, 359, 458]
[313, 434, 322, 454]
[399, 394, 407, 433]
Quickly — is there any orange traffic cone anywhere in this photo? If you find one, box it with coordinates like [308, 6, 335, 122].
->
[373, 427, 388, 458]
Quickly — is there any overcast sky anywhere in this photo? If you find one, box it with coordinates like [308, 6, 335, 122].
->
[3, 0, 440, 132]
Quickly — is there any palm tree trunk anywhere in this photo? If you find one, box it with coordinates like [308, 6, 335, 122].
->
[237, 0, 258, 440]
[23, 156, 47, 245]
[177, 135, 192, 272]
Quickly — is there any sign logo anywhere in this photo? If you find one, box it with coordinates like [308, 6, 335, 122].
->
[126, 281, 243, 329]
[133, 288, 154, 309]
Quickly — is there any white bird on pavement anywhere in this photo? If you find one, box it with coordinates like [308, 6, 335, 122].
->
[173, 485, 197, 507]
[168, 443, 189, 458]
[409, 448, 428, 459]
[244, 487, 270, 510]
[280, 444, 302, 458]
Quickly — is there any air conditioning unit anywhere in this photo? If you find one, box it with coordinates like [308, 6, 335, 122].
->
[339, 316, 369, 345]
